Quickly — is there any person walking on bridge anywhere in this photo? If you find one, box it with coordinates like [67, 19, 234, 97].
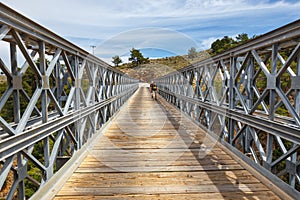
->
[149, 81, 158, 100]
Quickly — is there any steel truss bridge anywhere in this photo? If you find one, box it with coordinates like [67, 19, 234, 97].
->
[0, 3, 299, 200]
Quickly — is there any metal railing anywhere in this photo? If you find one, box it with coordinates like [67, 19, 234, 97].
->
[0, 3, 138, 199]
[155, 20, 300, 199]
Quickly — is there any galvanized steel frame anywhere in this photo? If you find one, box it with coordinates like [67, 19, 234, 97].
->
[0, 3, 138, 199]
[155, 20, 300, 198]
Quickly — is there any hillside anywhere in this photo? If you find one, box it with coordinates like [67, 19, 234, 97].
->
[121, 63, 176, 83]
[119, 50, 211, 82]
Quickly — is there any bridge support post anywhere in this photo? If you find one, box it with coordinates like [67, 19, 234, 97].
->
[229, 55, 236, 145]
[244, 56, 254, 155]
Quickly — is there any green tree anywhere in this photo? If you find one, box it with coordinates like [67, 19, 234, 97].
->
[236, 33, 249, 43]
[128, 48, 149, 67]
[211, 34, 251, 55]
[112, 55, 122, 67]
[188, 47, 197, 59]
[211, 36, 235, 54]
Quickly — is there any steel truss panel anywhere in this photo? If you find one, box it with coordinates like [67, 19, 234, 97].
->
[0, 3, 138, 199]
[155, 19, 300, 199]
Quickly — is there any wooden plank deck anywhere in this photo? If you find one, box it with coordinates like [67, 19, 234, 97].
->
[53, 86, 282, 200]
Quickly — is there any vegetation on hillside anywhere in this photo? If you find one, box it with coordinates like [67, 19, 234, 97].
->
[210, 33, 253, 54]
[187, 47, 197, 59]
[117, 49, 211, 81]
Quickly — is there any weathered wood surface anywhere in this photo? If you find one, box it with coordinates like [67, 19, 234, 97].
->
[54, 86, 281, 200]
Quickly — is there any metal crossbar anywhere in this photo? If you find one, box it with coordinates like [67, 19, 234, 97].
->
[0, 3, 138, 199]
[155, 20, 300, 199]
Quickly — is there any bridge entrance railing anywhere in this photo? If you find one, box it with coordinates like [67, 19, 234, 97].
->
[0, 3, 138, 199]
[155, 20, 300, 199]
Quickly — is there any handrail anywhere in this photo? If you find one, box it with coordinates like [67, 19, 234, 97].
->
[0, 3, 138, 200]
[155, 19, 300, 199]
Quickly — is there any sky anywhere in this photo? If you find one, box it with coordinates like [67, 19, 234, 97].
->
[1, 0, 300, 64]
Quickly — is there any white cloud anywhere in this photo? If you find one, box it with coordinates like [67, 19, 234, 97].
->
[0, 41, 10, 67]
[1, 0, 300, 64]
[200, 37, 218, 50]
[93, 27, 198, 60]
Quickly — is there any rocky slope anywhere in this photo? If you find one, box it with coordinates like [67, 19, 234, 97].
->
[119, 50, 211, 82]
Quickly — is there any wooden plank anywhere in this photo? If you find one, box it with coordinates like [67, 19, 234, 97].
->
[56, 184, 272, 196]
[75, 165, 245, 173]
[68, 169, 255, 180]
[64, 171, 261, 186]
[54, 87, 281, 200]
[81, 156, 237, 163]
[54, 191, 280, 200]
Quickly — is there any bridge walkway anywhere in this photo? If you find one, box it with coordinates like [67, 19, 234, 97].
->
[53, 86, 281, 200]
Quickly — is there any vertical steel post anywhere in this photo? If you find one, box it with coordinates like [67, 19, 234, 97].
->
[229, 55, 236, 144]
